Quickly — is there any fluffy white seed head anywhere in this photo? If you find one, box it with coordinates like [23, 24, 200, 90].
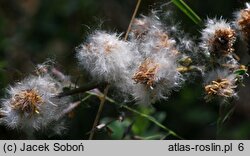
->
[0, 74, 71, 134]
[234, 2, 250, 33]
[132, 55, 183, 105]
[130, 14, 163, 40]
[76, 31, 138, 89]
[200, 18, 236, 57]
[234, 3, 250, 53]
[131, 14, 178, 58]
[141, 29, 178, 58]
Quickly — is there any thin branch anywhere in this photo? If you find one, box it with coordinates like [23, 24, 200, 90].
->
[56, 95, 93, 120]
[89, 84, 110, 139]
[57, 82, 99, 97]
[124, 0, 142, 41]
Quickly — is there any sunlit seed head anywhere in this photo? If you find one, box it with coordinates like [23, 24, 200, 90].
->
[210, 29, 236, 55]
[76, 30, 140, 91]
[238, 9, 250, 35]
[0, 74, 71, 134]
[236, 6, 250, 40]
[81, 31, 123, 56]
[11, 89, 43, 115]
[201, 19, 236, 57]
[131, 54, 184, 105]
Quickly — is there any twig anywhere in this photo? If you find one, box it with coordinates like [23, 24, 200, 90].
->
[124, 0, 142, 41]
[89, 84, 110, 139]
[57, 82, 99, 97]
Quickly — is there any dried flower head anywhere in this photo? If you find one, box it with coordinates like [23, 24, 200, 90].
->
[205, 78, 234, 97]
[237, 8, 250, 38]
[234, 3, 250, 53]
[11, 89, 43, 115]
[204, 70, 237, 102]
[132, 56, 183, 104]
[132, 59, 159, 89]
[201, 18, 236, 57]
[0, 74, 71, 135]
[210, 29, 235, 55]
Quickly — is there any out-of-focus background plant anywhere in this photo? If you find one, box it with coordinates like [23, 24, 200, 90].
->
[0, 0, 250, 139]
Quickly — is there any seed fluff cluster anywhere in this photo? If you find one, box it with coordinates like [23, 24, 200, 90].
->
[76, 12, 199, 105]
[0, 62, 72, 136]
[234, 3, 250, 54]
[76, 4, 249, 104]
[0, 2, 250, 139]
[200, 3, 250, 102]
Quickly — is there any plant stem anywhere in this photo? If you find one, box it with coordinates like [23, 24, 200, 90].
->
[121, 104, 183, 139]
[171, 0, 201, 25]
[58, 82, 99, 97]
[86, 91, 184, 139]
[89, 84, 110, 140]
[124, 0, 141, 41]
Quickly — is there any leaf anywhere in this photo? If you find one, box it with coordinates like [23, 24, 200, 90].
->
[121, 104, 183, 139]
[132, 107, 152, 135]
[101, 118, 131, 139]
[171, 0, 201, 25]
[234, 69, 247, 75]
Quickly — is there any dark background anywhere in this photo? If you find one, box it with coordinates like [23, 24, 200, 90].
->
[0, 0, 250, 139]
